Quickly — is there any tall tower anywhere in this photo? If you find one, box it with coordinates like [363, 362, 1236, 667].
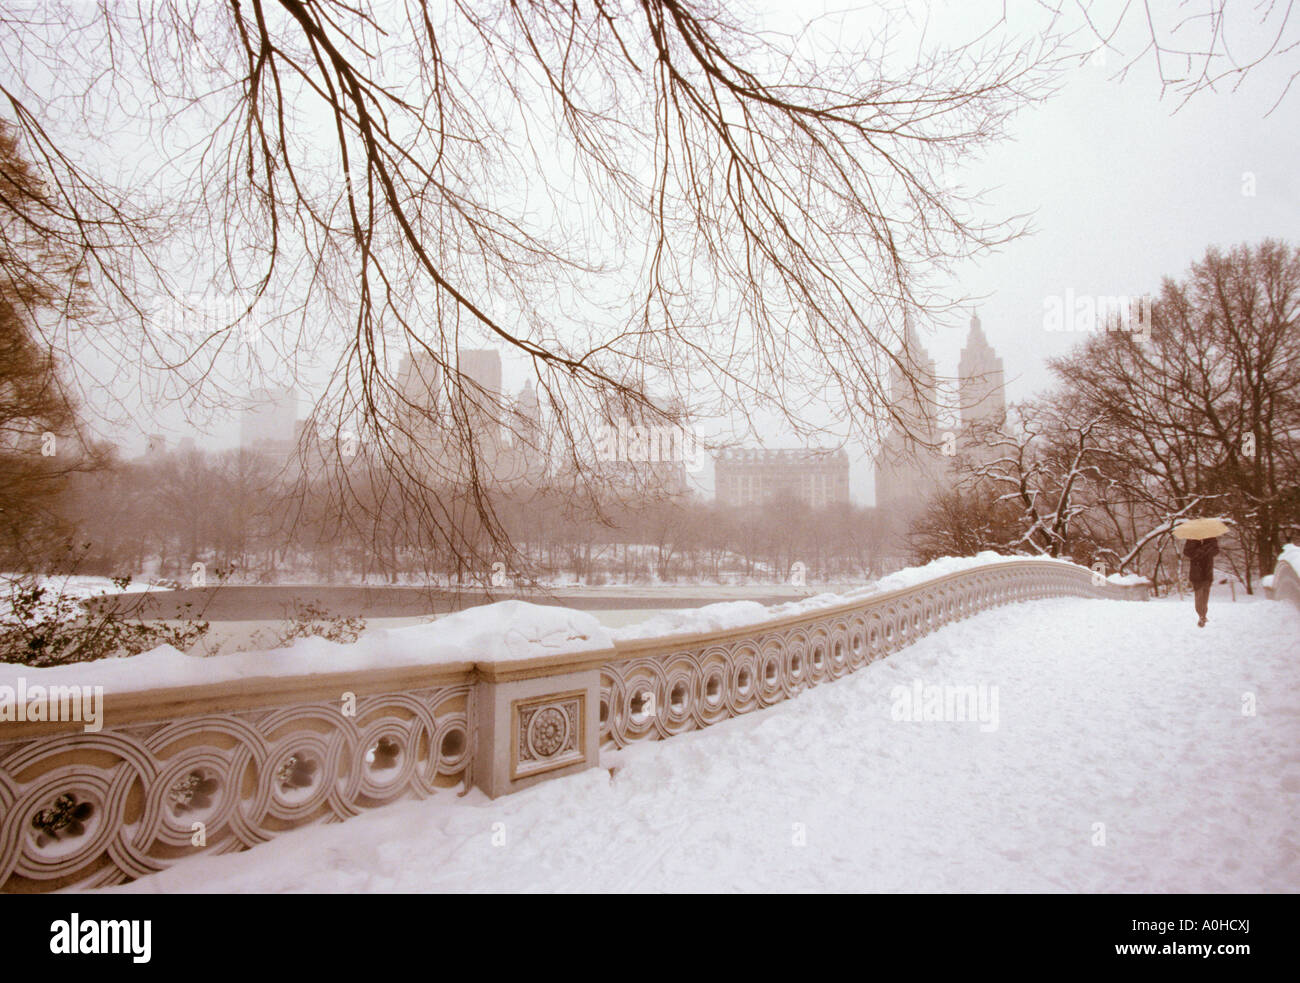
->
[397, 351, 441, 410]
[392, 348, 512, 484]
[457, 349, 503, 402]
[957, 312, 1006, 468]
[958, 312, 1006, 429]
[456, 349, 505, 476]
[501, 380, 547, 487]
[888, 314, 939, 437]
[873, 316, 945, 563]
[395, 351, 444, 472]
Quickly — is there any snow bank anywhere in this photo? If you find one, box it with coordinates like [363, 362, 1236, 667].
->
[0, 601, 611, 696]
[1105, 572, 1150, 586]
[33, 575, 158, 600]
[1, 574, 156, 625]
[1279, 543, 1300, 577]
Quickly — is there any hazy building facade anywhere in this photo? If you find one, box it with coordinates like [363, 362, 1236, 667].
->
[873, 318, 944, 540]
[456, 349, 502, 400]
[397, 351, 442, 412]
[583, 393, 694, 501]
[715, 448, 850, 509]
[240, 386, 298, 457]
[395, 350, 445, 473]
[498, 379, 548, 488]
[395, 348, 548, 487]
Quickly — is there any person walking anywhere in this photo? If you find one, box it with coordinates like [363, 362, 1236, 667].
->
[1173, 518, 1229, 628]
[1183, 536, 1219, 627]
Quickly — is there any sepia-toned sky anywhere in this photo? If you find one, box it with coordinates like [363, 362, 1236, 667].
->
[80, 0, 1299, 504]
[806, 0, 1300, 502]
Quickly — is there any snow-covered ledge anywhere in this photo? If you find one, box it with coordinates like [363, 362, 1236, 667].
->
[1270, 545, 1300, 610]
[0, 554, 1145, 892]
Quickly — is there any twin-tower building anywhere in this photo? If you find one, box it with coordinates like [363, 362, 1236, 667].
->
[873, 313, 1007, 558]
[712, 312, 1007, 542]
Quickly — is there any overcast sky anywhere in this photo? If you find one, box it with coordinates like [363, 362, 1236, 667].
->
[822, 0, 1300, 502]
[102, 0, 1299, 504]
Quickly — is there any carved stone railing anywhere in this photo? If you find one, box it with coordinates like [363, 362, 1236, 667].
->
[599, 559, 1147, 749]
[0, 665, 474, 892]
[0, 556, 1146, 892]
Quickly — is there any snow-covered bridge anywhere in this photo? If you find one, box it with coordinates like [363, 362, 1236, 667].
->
[117, 593, 1300, 893]
[2, 554, 1297, 892]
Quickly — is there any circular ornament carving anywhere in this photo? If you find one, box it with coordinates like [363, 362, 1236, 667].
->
[529, 707, 568, 757]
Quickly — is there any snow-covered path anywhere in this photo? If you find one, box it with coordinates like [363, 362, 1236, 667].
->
[110, 596, 1300, 893]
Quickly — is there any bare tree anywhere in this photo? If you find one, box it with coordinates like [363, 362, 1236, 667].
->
[908, 484, 1021, 563]
[1042, 0, 1300, 113]
[1050, 240, 1300, 588]
[0, 0, 1059, 576]
[953, 401, 1117, 559]
[0, 121, 108, 564]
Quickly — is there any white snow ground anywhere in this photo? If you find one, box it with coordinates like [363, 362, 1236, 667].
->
[105, 594, 1299, 893]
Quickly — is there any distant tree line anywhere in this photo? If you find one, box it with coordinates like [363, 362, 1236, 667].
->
[14, 451, 891, 587]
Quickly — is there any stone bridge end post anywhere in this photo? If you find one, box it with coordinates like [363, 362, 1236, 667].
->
[472, 657, 608, 798]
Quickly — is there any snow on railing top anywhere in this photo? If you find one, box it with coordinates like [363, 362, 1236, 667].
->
[0, 551, 1135, 697]
[610, 552, 1138, 643]
[0, 600, 609, 698]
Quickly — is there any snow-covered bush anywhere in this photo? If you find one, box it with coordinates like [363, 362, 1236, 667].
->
[0, 574, 209, 666]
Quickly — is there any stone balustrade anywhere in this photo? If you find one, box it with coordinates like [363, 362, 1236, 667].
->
[0, 665, 474, 892]
[0, 556, 1148, 892]
[598, 559, 1147, 749]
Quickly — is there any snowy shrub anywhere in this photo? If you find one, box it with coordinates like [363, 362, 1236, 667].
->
[233, 601, 366, 653]
[0, 574, 210, 666]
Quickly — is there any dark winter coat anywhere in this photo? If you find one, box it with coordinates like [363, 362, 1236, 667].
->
[1183, 537, 1219, 587]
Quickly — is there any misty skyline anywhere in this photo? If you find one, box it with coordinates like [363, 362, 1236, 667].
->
[61, 1, 1299, 507]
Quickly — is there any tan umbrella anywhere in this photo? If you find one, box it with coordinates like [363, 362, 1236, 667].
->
[1173, 517, 1230, 540]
